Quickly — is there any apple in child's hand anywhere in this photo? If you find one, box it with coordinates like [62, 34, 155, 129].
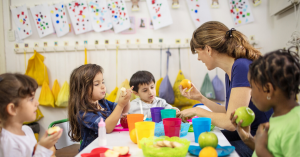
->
[198, 132, 218, 148]
[47, 126, 61, 135]
[104, 150, 120, 157]
[113, 146, 129, 155]
[234, 106, 255, 127]
[120, 115, 128, 128]
[121, 87, 127, 96]
[180, 79, 192, 91]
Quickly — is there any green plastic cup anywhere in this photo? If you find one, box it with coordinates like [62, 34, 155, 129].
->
[161, 109, 176, 119]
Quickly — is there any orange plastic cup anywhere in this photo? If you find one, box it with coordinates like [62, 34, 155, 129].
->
[127, 114, 144, 134]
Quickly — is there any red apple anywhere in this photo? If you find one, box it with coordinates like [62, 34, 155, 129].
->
[120, 115, 128, 128]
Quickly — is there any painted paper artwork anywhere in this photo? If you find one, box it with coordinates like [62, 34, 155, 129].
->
[185, 0, 212, 28]
[67, 0, 92, 34]
[88, 0, 113, 32]
[146, 0, 173, 30]
[30, 3, 54, 38]
[229, 0, 254, 26]
[11, 5, 32, 39]
[121, 16, 136, 34]
[107, 0, 131, 33]
[49, 2, 69, 37]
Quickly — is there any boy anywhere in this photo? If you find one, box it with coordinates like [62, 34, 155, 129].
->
[128, 71, 180, 118]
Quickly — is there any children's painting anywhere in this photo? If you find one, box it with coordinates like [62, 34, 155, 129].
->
[30, 3, 54, 38]
[185, 0, 212, 28]
[229, 0, 254, 26]
[107, 0, 131, 33]
[67, 0, 92, 34]
[121, 16, 136, 34]
[11, 5, 32, 39]
[146, 0, 173, 30]
[88, 0, 113, 32]
[49, 2, 69, 37]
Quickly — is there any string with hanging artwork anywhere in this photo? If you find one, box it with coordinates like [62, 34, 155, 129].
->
[88, 0, 113, 32]
[49, 2, 69, 37]
[146, 0, 173, 30]
[107, 0, 131, 33]
[185, 0, 212, 28]
[229, 0, 254, 26]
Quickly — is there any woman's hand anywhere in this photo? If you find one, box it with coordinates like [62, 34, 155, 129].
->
[230, 110, 251, 141]
[179, 83, 203, 101]
[176, 108, 197, 122]
[118, 86, 133, 108]
[38, 129, 63, 149]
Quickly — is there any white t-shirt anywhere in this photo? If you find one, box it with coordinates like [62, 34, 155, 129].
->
[0, 125, 53, 157]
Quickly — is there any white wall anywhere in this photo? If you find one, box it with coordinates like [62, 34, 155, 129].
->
[1, 0, 295, 138]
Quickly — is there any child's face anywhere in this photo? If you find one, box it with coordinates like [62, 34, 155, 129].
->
[249, 79, 272, 112]
[91, 72, 106, 102]
[17, 92, 39, 122]
[134, 81, 156, 103]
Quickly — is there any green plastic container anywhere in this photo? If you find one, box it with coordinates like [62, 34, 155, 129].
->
[161, 109, 176, 119]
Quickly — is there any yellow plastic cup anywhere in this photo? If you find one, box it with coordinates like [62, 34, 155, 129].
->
[135, 121, 155, 148]
[127, 114, 144, 134]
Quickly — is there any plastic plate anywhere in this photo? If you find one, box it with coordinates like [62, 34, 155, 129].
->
[188, 145, 235, 156]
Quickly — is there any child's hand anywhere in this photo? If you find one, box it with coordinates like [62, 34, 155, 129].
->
[38, 129, 63, 149]
[255, 122, 269, 148]
[179, 83, 203, 101]
[230, 110, 251, 141]
[118, 86, 133, 108]
[175, 108, 180, 113]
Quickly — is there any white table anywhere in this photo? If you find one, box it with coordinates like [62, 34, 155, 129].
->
[75, 128, 239, 157]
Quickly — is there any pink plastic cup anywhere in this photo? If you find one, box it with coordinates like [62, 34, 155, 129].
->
[163, 118, 181, 137]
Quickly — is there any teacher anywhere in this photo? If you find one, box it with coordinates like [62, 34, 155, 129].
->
[177, 21, 273, 157]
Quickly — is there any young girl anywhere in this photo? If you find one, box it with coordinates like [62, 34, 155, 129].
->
[68, 64, 132, 151]
[230, 48, 300, 157]
[0, 73, 62, 157]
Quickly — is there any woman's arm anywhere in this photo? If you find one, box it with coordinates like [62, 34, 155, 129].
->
[179, 87, 251, 130]
[179, 84, 226, 113]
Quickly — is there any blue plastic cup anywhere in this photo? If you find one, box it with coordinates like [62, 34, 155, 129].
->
[150, 107, 164, 123]
[192, 117, 211, 143]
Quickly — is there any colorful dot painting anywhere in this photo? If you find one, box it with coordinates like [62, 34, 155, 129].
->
[229, 0, 254, 26]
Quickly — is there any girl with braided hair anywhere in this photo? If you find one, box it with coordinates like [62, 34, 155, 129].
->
[231, 48, 300, 157]
[177, 21, 273, 156]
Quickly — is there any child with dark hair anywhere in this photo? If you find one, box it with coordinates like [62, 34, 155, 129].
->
[68, 64, 133, 151]
[0, 73, 62, 157]
[128, 71, 179, 118]
[230, 48, 300, 157]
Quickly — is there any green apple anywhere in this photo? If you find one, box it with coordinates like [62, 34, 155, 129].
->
[234, 106, 255, 127]
[198, 132, 218, 148]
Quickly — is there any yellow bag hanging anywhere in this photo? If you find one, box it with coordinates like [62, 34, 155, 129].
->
[172, 70, 199, 107]
[23, 107, 44, 124]
[25, 50, 49, 86]
[52, 79, 60, 104]
[56, 81, 69, 108]
[115, 79, 138, 102]
[39, 81, 55, 107]
[84, 48, 87, 64]
[107, 87, 119, 102]
[156, 78, 163, 96]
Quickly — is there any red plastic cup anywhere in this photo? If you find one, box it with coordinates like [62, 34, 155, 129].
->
[163, 118, 181, 137]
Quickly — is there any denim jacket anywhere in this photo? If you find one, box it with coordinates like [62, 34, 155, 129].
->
[79, 99, 117, 151]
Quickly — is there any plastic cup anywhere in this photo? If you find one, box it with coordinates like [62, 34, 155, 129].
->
[150, 107, 164, 123]
[127, 114, 144, 134]
[192, 117, 211, 143]
[163, 118, 181, 137]
[135, 121, 155, 148]
[161, 109, 176, 119]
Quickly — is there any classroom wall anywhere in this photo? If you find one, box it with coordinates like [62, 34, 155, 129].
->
[1, 0, 294, 139]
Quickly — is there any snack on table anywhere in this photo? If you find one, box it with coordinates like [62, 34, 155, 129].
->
[154, 140, 183, 148]
[112, 146, 129, 155]
[104, 150, 119, 157]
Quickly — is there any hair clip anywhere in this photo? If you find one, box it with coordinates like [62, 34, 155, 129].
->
[226, 28, 236, 38]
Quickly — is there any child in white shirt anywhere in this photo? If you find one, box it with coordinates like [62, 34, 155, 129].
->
[0, 73, 62, 157]
[128, 71, 180, 118]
